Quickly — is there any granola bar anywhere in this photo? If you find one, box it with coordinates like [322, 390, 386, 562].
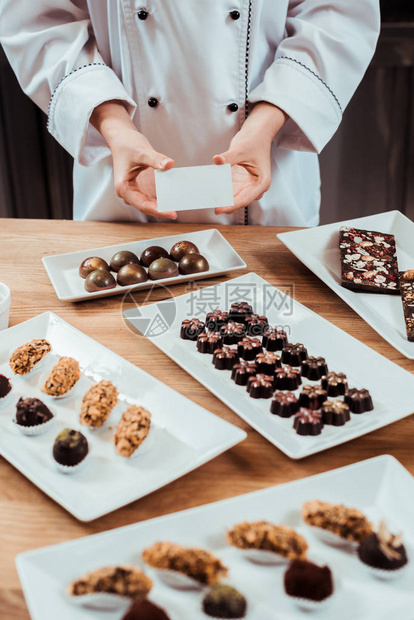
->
[339, 226, 399, 294]
[42, 357, 80, 396]
[67, 565, 152, 600]
[302, 500, 373, 543]
[227, 521, 308, 560]
[399, 270, 414, 342]
[80, 380, 118, 427]
[113, 405, 151, 457]
[9, 339, 51, 375]
[142, 542, 228, 585]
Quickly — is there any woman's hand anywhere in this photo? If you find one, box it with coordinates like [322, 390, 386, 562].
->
[91, 101, 176, 219]
[213, 102, 288, 215]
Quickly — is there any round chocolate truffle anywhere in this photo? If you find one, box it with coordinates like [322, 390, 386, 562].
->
[15, 397, 53, 427]
[321, 372, 348, 397]
[117, 264, 148, 286]
[284, 560, 333, 602]
[219, 321, 246, 344]
[110, 250, 140, 273]
[228, 301, 253, 323]
[237, 337, 263, 361]
[274, 366, 302, 391]
[79, 256, 110, 279]
[244, 314, 268, 337]
[281, 343, 308, 366]
[84, 269, 116, 292]
[322, 400, 351, 426]
[121, 600, 171, 620]
[293, 409, 324, 436]
[197, 332, 223, 354]
[206, 310, 229, 332]
[298, 385, 328, 410]
[357, 522, 408, 572]
[179, 253, 209, 275]
[270, 392, 299, 418]
[0, 374, 12, 399]
[148, 258, 179, 280]
[170, 240, 200, 262]
[262, 328, 288, 352]
[140, 246, 169, 268]
[53, 428, 89, 466]
[202, 584, 247, 619]
[345, 388, 373, 414]
[255, 351, 281, 375]
[246, 373, 275, 399]
[231, 361, 258, 386]
[180, 318, 205, 341]
[212, 347, 240, 370]
[301, 356, 329, 381]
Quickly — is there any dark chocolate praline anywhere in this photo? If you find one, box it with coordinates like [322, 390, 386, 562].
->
[116, 263, 148, 287]
[270, 392, 299, 418]
[121, 599, 171, 620]
[179, 253, 209, 275]
[357, 524, 408, 571]
[197, 332, 223, 354]
[231, 361, 258, 386]
[244, 314, 269, 337]
[202, 584, 247, 619]
[274, 366, 302, 391]
[84, 269, 116, 292]
[293, 409, 324, 436]
[237, 337, 263, 361]
[180, 318, 205, 341]
[322, 400, 351, 426]
[301, 356, 329, 381]
[206, 309, 229, 332]
[281, 343, 308, 366]
[298, 385, 328, 410]
[284, 560, 333, 602]
[212, 347, 240, 370]
[148, 258, 179, 280]
[219, 321, 246, 344]
[228, 301, 253, 323]
[0, 374, 12, 399]
[140, 246, 169, 268]
[262, 328, 288, 352]
[15, 397, 53, 427]
[169, 240, 199, 262]
[110, 250, 140, 273]
[255, 351, 281, 375]
[321, 372, 348, 397]
[345, 388, 373, 413]
[246, 373, 275, 399]
[53, 428, 89, 466]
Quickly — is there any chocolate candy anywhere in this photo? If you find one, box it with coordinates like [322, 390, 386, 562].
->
[219, 321, 246, 344]
[322, 400, 351, 426]
[170, 240, 199, 262]
[0, 374, 12, 399]
[244, 314, 268, 337]
[301, 356, 328, 381]
[237, 337, 263, 361]
[180, 318, 205, 341]
[84, 269, 116, 292]
[357, 521, 408, 572]
[246, 373, 275, 399]
[293, 409, 324, 436]
[231, 361, 258, 386]
[15, 397, 53, 427]
[284, 559, 333, 602]
[274, 366, 302, 391]
[53, 428, 89, 466]
[197, 332, 223, 354]
[262, 328, 288, 351]
[202, 584, 247, 619]
[255, 351, 281, 375]
[212, 347, 239, 370]
[345, 388, 373, 413]
[321, 372, 348, 396]
[229, 301, 253, 323]
[398, 270, 414, 342]
[140, 245, 169, 267]
[340, 226, 399, 294]
[298, 385, 328, 410]
[206, 310, 229, 332]
[281, 343, 308, 366]
[122, 600, 171, 620]
[270, 392, 299, 418]
[116, 264, 148, 286]
[148, 258, 179, 280]
[179, 253, 209, 275]
[79, 256, 110, 279]
[110, 250, 140, 273]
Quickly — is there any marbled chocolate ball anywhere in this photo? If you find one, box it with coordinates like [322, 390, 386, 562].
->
[140, 246, 169, 268]
[84, 270, 116, 292]
[148, 258, 179, 280]
[202, 584, 247, 618]
[79, 256, 110, 279]
[179, 253, 209, 275]
[53, 428, 89, 466]
[110, 251, 140, 273]
[117, 264, 148, 286]
[170, 240, 199, 262]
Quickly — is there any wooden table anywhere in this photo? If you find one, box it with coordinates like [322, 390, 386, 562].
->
[1, 219, 413, 618]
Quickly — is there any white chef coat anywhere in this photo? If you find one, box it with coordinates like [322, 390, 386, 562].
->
[0, 0, 380, 226]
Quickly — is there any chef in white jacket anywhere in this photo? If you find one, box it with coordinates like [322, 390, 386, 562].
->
[0, 1, 380, 226]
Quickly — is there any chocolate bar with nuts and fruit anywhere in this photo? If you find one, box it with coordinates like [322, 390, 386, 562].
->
[398, 270, 414, 342]
[339, 226, 399, 294]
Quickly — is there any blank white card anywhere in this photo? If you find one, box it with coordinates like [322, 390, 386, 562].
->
[154, 164, 234, 212]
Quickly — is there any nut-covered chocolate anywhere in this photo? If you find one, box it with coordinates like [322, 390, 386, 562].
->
[274, 366, 302, 391]
[229, 301, 253, 323]
[116, 264, 148, 286]
[53, 428, 89, 466]
[321, 372, 348, 396]
[148, 258, 179, 280]
[179, 253, 209, 275]
[244, 314, 268, 337]
[231, 361, 258, 386]
[180, 318, 205, 341]
[298, 385, 328, 410]
[246, 373, 275, 399]
[84, 269, 116, 292]
[212, 347, 239, 370]
[281, 343, 308, 366]
[110, 250, 140, 273]
[140, 246, 169, 268]
[170, 240, 199, 262]
[270, 392, 299, 418]
[255, 351, 281, 375]
[293, 409, 324, 436]
[322, 400, 351, 426]
[237, 337, 263, 361]
[79, 256, 110, 279]
[197, 332, 223, 354]
[345, 388, 373, 413]
[262, 328, 288, 351]
[206, 310, 229, 332]
[301, 356, 329, 381]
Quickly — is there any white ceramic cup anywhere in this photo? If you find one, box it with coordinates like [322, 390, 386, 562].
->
[0, 283, 11, 331]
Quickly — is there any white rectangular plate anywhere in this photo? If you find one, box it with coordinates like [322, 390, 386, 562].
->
[42, 229, 246, 302]
[154, 164, 234, 211]
[277, 210, 414, 358]
[16, 456, 414, 620]
[124, 273, 414, 459]
[0, 313, 246, 521]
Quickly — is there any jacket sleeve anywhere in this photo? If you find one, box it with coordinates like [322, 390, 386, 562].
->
[249, 0, 380, 153]
[0, 0, 136, 165]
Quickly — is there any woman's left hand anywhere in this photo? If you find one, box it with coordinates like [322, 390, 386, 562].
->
[213, 102, 288, 214]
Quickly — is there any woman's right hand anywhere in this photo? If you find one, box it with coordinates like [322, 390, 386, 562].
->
[91, 101, 176, 219]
